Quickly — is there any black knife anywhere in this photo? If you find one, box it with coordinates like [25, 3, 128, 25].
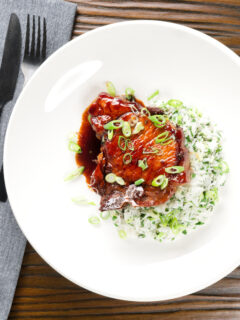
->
[0, 13, 22, 202]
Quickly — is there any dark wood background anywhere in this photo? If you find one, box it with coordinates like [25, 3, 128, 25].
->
[9, 1, 240, 319]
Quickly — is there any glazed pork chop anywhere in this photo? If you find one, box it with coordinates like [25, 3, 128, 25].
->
[88, 92, 190, 211]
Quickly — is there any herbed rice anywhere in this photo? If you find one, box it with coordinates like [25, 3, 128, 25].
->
[107, 98, 229, 241]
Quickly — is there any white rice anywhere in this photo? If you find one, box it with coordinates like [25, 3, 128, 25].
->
[107, 98, 229, 241]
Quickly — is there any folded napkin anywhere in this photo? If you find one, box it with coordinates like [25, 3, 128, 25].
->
[0, 1, 77, 318]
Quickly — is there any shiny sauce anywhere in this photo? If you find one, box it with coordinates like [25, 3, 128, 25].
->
[75, 106, 101, 184]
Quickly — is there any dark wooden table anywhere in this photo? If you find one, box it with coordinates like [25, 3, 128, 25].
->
[9, 1, 240, 319]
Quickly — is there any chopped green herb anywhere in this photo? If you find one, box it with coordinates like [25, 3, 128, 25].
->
[125, 87, 135, 100]
[135, 178, 145, 186]
[64, 166, 84, 181]
[147, 90, 159, 101]
[138, 158, 148, 171]
[88, 216, 100, 225]
[106, 81, 116, 97]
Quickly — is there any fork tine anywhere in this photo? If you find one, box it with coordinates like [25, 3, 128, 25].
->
[36, 16, 41, 59]
[42, 18, 47, 61]
[24, 14, 30, 58]
[30, 15, 36, 57]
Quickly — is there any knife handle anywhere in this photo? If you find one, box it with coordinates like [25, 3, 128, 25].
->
[0, 165, 7, 202]
[0, 105, 8, 202]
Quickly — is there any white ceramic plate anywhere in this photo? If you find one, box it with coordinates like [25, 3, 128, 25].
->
[4, 21, 240, 301]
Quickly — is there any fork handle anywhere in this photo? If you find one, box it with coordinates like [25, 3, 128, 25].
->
[0, 103, 8, 202]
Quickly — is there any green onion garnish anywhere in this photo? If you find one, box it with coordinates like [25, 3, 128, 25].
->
[118, 229, 127, 239]
[141, 108, 151, 116]
[160, 176, 169, 190]
[155, 131, 173, 145]
[64, 166, 85, 182]
[71, 197, 96, 206]
[116, 176, 126, 186]
[152, 175, 164, 187]
[125, 87, 135, 100]
[130, 104, 139, 114]
[122, 121, 131, 137]
[143, 147, 159, 154]
[100, 211, 110, 220]
[88, 114, 92, 124]
[127, 140, 134, 151]
[167, 99, 183, 108]
[123, 153, 132, 165]
[133, 122, 144, 134]
[106, 81, 116, 97]
[105, 173, 116, 183]
[214, 160, 229, 174]
[165, 166, 184, 174]
[152, 175, 168, 190]
[138, 158, 148, 171]
[149, 115, 166, 128]
[68, 141, 82, 153]
[129, 115, 138, 127]
[147, 90, 159, 101]
[88, 216, 100, 225]
[104, 120, 123, 130]
[108, 129, 113, 141]
[118, 136, 127, 151]
[205, 187, 218, 202]
[135, 178, 145, 186]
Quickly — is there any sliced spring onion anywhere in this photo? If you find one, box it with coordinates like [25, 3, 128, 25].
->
[133, 122, 144, 134]
[64, 166, 84, 182]
[116, 176, 126, 185]
[135, 178, 145, 186]
[138, 158, 148, 171]
[165, 166, 184, 174]
[100, 211, 110, 220]
[88, 114, 92, 124]
[118, 229, 127, 239]
[128, 115, 138, 127]
[106, 81, 116, 97]
[160, 176, 168, 190]
[104, 120, 123, 130]
[127, 140, 134, 151]
[214, 160, 229, 174]
[143, 147, 159, 154]
[167, 99, 183, 108]
[123, 153, 132, 165]
[125, 87, 135, 100]
[118, 136, 127, 151]
[105, 173, 116, 183]
[88, 216, 100, 225]
[155, 131, 173, 145]
[68, 141, 82, 153]
[205, 187, 218, 202]
[147, 90, 159, 101]
[130, 104, 139, 114]
[149, 115, 166, 128]
[108, 129, 113, 141]
[72, 197, 96, 206]
[152, 175, 168, 189]
[152, 175, 165, 187]
[141, 108, 151, 116]
[122, 121, 131, 137]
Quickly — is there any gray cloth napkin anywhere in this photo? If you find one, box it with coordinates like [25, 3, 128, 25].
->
[0, 1, 77, 319]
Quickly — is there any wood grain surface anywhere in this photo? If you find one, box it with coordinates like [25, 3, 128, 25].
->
[9, 1, 240, 319]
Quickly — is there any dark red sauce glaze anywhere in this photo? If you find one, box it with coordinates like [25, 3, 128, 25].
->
[76, 106, 101, 184]
[76, 92, 190, 211]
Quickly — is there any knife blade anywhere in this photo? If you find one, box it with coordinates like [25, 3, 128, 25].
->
[0, 13, 22, 105]
[0, 13, 22, 202]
